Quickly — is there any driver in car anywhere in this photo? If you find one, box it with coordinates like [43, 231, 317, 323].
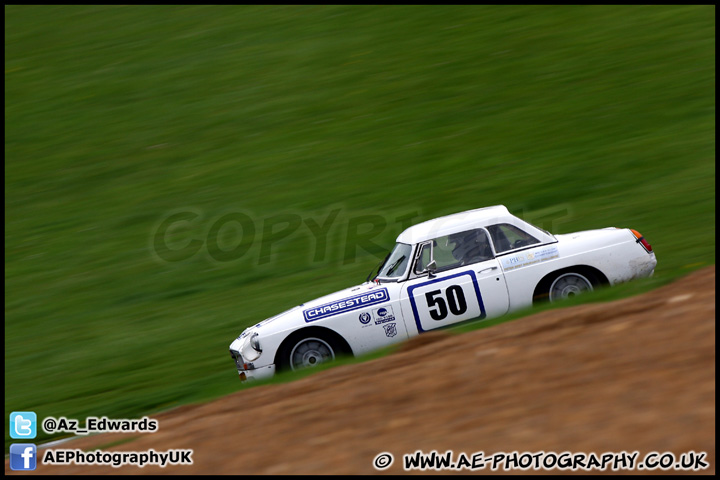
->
[448, 229, 493, 266]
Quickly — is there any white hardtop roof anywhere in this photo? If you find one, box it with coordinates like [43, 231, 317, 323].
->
[396, 205, 550, 245]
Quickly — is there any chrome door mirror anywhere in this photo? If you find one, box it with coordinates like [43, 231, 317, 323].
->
[426, 259, 437, 277]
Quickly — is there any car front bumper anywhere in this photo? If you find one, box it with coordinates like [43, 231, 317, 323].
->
[230, 347, 276, 382]
[236, 363, 276, 382]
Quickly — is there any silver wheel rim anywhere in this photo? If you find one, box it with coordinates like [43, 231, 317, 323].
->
[549, 273, 593, 302]
[289, 337, 335, 371]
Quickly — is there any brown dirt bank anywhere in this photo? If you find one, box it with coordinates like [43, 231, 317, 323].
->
[8, 266, 715, 475]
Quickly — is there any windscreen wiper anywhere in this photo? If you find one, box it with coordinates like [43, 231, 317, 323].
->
[366, 252, 391, 283]
[385, 255, 406, 276]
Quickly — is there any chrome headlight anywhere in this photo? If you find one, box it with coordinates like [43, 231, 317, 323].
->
[250, 332, 262, 353]
[240, 332, 262, 362]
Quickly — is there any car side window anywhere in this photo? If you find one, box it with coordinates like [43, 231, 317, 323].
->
[487, 223, 540, 253]
[414, 229, 494, 274]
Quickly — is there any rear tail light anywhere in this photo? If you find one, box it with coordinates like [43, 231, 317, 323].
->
[630, 229, 653, 253]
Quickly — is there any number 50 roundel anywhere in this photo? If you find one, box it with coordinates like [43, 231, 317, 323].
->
[406, 270, 486, 333]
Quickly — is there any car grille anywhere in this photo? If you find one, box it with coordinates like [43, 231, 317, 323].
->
[229, 349, 244, 369]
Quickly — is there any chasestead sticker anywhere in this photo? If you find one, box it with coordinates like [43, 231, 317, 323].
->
[304, 288, 389, 322]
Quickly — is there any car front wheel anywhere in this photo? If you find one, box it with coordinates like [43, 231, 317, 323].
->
[286, 337, 337, 371]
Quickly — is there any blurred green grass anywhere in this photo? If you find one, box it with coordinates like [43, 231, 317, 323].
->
[5, 5, 715, 448]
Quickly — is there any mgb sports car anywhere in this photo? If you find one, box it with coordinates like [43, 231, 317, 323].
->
[229, 205, 656, 381]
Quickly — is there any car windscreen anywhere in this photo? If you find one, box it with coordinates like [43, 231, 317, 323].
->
[376, 242, 412, 279]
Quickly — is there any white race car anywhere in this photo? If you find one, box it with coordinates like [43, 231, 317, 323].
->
[229, 205, 656, 381]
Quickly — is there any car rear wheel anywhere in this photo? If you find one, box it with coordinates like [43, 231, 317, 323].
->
[548, 272, 594, 302]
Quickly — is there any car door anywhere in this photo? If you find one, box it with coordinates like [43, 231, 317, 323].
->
[398, 228, 510, 335]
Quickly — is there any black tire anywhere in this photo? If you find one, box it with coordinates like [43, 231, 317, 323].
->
[547, 271, 594, 302]
[533, 267, 604, 305]
[277, 330, 348, 373]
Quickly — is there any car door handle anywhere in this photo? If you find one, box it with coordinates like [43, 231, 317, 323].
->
[478, 266, 498, 274]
